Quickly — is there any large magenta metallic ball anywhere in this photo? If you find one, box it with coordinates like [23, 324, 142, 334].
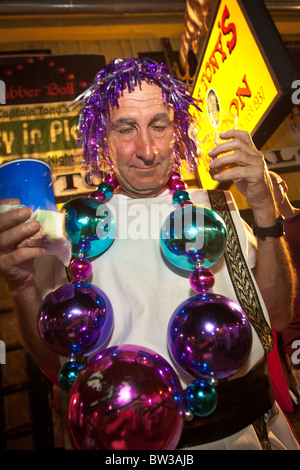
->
[67, 345, 185, 450]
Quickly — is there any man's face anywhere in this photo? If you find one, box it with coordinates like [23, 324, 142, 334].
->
[107, 82, 175, 198]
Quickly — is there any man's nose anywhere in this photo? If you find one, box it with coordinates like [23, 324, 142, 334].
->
[135, 131, 156, 162]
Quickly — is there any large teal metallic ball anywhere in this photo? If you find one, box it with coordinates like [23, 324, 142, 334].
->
[61, 197, 115, 259]
[160, 204, 227, 270]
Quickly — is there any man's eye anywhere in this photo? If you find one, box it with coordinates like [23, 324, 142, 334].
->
[153, 125, 167, 132]
[119, 127, 134, 134]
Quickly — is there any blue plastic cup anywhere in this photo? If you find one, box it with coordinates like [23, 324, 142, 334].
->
[0, 159, 56, 211]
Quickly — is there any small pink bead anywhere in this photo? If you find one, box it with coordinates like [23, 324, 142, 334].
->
[190, 267, 215, 293]
[90, 190, 106, 202]
[103, 173, 119, 189]
[179, 200, 193, 207]
[69, 257, 92, 280]
[168, 171, 182, 181]
[168, 178, 187, 195]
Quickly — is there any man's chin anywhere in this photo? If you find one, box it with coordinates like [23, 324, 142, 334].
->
[117, 180, 167, 198]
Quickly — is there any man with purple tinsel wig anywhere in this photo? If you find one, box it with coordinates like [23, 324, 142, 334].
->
[0, 57, 299, 450]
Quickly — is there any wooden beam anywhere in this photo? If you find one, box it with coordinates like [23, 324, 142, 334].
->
[0, 13, 185, 43]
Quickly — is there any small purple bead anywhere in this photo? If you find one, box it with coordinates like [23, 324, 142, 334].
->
[69, 257, 92, 280]
[190, 267, 215, 293]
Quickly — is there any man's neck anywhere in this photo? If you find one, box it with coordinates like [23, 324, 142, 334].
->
[115, 184, 169, 199]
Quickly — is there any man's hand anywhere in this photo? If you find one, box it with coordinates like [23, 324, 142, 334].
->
[0, 199, 44, 291]
[208, 131, 295, 331]
[209, 129, 276, 225]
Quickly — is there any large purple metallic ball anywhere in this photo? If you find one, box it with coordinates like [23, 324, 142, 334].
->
[168, 293, 252, 381]
[38, 281, 114, 357]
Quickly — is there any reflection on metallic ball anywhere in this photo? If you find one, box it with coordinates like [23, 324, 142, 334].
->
[160, 204, 227, 270]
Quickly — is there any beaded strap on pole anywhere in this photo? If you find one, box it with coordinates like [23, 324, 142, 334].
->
[208, 189, 273, 355]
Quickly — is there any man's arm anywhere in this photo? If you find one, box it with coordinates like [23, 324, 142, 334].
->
[209, 130, 296, 331]
[251, 224, 295, 332]
[0, 201, 61, 374]
[10, 282, 61, 374]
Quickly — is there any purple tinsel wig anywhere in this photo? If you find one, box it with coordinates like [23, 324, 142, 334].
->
[71, 57, 201, 174]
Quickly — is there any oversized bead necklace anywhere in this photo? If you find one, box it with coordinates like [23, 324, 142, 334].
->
[38, 168, 252, 450]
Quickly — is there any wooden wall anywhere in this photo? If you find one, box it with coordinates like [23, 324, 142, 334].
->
[0, 37, 180, 63]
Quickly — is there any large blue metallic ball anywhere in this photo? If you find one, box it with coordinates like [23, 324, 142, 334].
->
[160, 204, 227, 270]
[61, 196, 115, 259]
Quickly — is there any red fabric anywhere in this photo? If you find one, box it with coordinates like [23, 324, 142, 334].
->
[41, 368, 62, 388]
[280, 213, 300, 357]
[267, 331, 294, 413]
